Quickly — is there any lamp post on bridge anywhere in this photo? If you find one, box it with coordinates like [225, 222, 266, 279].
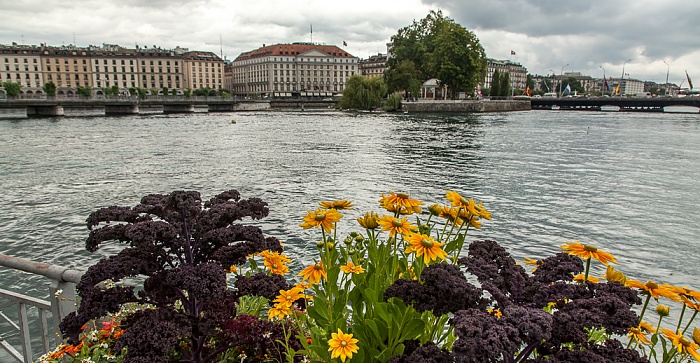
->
[600, 66, 606, 95]
[663, 60, 670, 96]
[620, 59, 631, 97]
[559, 64, 569, 96]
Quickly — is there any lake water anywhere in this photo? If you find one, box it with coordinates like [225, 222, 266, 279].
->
[1, 109, 699, 299]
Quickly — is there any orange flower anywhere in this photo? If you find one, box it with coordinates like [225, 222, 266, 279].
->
[573, 274, 600, 283]
[660, 328, 700, 361]
[404, 232, 447, 263]
[328, 328, 360, 362]
[262, 251, 292, 275]
[357, 211, 380, 229]
[300, 208, 342, 233]
[319, 199, 354, 210]
[445, 191, 491, 220]
[274, 287, 305, 308]
[268, 303, 292, 320]
[340, 261, 365, 274]
[560, 241, 617, 265]
[603, 266, 627, 284]
[379, 191, 423, 215]
[377, 215, 416, 237]
[297, 262, 327, 284]
[626, 280, 680, 301]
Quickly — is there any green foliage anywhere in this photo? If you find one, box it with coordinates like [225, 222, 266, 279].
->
[388, 10, 487, 98]
[499, 72, 511, 97]
[42, 81, 57, 96]
[162, 87, 169, 96]
[526, 74, 536, 91]
[339, 75, 387, 110]
[2, 81, 21, 97]
[170, 88, 177, 96]
[183, 88, 192, 97]
[382, 92, 402, 112]
[384, 60, 421, 96]
[490, 70, 501, 97]
[561, 77, 584, 94]
[76, 85, 92, 97]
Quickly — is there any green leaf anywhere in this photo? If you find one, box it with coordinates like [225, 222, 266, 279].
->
[400, 318, 426, 341]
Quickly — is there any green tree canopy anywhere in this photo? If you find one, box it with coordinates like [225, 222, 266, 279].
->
[499, 72, 511, 97]
[76, 85, 92, 97]
[385, 59, 421, 97]
[561, 77, 584, 94]
[387, 10, 487, 98]
[490, 69, 501, 97]
[42, 81, 57, 96]
[339, 75, 387, 110]
[2, 81, 21, 98]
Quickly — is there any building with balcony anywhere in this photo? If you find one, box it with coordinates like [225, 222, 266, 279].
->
[1, 44, 46, 96]
[229, 43, 358, 97]
[359, 53, 387, 78]
[483, 58, 527, 91]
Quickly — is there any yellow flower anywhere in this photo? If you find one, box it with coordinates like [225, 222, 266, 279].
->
[603, 266, 627, 284]
[560, 241, 617, 265]
[320, 200, 354, 210]
[524, 257, 539, 272]
[340, 262, 365, 274]
[446, 190, 471, 208]
[300, 208, 343, 233]
[445, 191, 491, 220]
[660, 328, 700, 361]
[379, 191, 424, 215]
[328, 328, 359, 362]
[487, 308, 502, 318]
[694, 327, 700, 345]
[680, 296, 700, 311]
[662, 285, 700, 302]
[273, 287, 305, 308]
[628, 325, 652, 345]
[357, 211, 380, 229]
[573, 274, 600, 283]
[268, 303, 292, 320]
[377, 215, 416, 237]
[627, 280, 680, 301]
[227, 265, 237, 274]
[404, 232, 447, 263]
[297, 262, 327, 284]
[656, 304, 670, 317]
[263, 251, 291, 276]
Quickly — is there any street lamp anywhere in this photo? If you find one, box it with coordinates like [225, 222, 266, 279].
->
[559, 63, 569, 96]
[620, 59, 631, 96]
[663, 60, 670, 95]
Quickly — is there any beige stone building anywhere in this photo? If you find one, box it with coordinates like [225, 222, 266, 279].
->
[230, 43, 358, 97]
[1, 44, 45, 96]
[89, 44, 138, 92]
[40, 45, 94, 96]
[359, 53, 387, 78]
[484, 58, 527, 91]
[183, 51, 224, 91]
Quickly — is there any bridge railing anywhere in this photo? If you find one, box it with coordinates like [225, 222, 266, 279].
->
[0, 253, 83, 363]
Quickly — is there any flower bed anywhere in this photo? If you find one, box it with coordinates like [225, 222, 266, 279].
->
[38, 190, 699, 363]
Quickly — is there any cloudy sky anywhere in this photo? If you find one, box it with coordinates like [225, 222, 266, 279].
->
[2, 0, 699, 85]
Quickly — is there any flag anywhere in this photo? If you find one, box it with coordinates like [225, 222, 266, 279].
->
[510, 50, 516, 56]
[476, 88, 482, 97]
[343, 41, 347, 47]
[687, 70, 694, 90]
[525, 86, 531, 96]
[603, 78, 610, 92]
[615, 83, 620, 95]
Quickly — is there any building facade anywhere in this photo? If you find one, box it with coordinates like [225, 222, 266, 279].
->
[1, 44, 45, 96]
[483, 58, 527, 91]
[229, 43, 358, 97]
[359, 53, 387, 78]
[0, 42, 224, 96]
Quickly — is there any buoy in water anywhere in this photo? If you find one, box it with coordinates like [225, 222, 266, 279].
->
[231, 120, 236, 124]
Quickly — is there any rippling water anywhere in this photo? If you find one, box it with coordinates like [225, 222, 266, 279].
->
[1, 110, 699, 299]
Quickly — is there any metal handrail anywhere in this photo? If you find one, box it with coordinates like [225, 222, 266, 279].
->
[0, 253, 84, 363]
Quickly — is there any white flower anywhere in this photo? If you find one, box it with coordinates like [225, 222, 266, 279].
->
[82, 358, 94, 363]
[100, 342, 109, 349]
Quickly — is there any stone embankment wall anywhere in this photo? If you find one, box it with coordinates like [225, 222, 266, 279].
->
[233, 101, 271, 111]
[401, 100, 530, 113]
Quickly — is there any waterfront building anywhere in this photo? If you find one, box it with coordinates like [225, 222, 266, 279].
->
[229, 43, 358, 98]
[0, 42, 224, 96]
[1, 44, 46, 96]
[484, 58, 527, 91]
[40, 45, 93, 96]
[359, 53, 387, 78]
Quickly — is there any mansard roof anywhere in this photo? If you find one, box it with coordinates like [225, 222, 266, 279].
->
[234, 43, 354, 61]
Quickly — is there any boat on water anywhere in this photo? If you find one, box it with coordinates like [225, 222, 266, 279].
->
[600, 105, 620, 112]
[663, 105, 700, 114]
[551, 105, 560, 110]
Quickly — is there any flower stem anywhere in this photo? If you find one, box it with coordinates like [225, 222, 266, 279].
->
[682, 310, 698, 334]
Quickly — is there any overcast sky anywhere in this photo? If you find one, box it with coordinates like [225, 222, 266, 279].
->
[1, 0, 699, 85]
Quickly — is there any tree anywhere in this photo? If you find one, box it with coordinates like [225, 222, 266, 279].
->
[384, 59, 421, 98]
[338, 75, 387, 110]
[387, 10, 487, 99]
[490, 70, 501, 97]
[42, 81, 57, 96]
[499, 72, 511, 97]
[561, 77, 584, 94]
[2, 81, 21, 98]
[76, 85, 92, 97]
[526, 74, 535, 91]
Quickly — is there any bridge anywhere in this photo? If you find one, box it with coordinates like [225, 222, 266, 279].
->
[0, 96, 336, 117]
[530, 96, 700, 112]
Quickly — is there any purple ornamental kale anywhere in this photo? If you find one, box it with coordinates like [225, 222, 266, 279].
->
[61, 190, 284, 363]
[384, 263, 486, 315]
[387, 341, 455, 363]
[451, 308, 521, 363]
